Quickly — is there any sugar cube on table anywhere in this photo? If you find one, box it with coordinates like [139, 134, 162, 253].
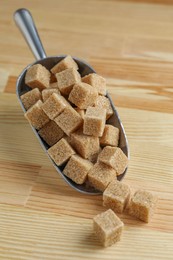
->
[42, 88, 61, 102]
[94, 95, 113, 120]
[70, 129, 100, 159]
[68, 82, 98, 109]
[42, 93, 67, 120]
[55, 68, 81, 95]
[128, 190, 158, 223]
[24, 100, 49, 130]
[51, 55, 78, 74]
[25, 64, 50, 90]
[88, 161, 116, 192]
[103, 180, 131, 213]
[63, 154, 93, 184]
[83, 106, 106, 137]
[98, 146, 128, 175]
[100, 125, 119, 147]
[48, 138, 75, 166]
[21, 88, 42, 110]
[54, 106, 83, 136]
[93, 209, 124, 247]
[82, 73, 106, 96]
[38, 120, 64, 146]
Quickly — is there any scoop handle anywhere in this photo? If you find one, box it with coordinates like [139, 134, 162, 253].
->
[14, 8, 47, 60]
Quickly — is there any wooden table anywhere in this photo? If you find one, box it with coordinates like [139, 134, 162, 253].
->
[0, 1, 173, 259]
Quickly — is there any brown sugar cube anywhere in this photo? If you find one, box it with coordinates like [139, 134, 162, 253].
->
[83, 107, 106, 137]
[98, 146, 128, 175]
[38, 121, 64, 146]
[63, 135, 73, 147]
[93, 209, 124, 247]
[48, 138, 75, 166]
[71, 129, 100, 159]
[21, 88, 42, 110]
[103, 180, 131, 213]
[42, 93, 67, 120]
[63, 154, 93, 184]
[100, 125, 119, 147]
[55, 68, 81, 95]
[51, 55, 78, 74]
[88, 161, 116, 192]
[68, 82, 98, 109]
[82, 73, 106, 96]
[42, 88, 61, 102]
[49, 82, 58, 89]
[128, 190, 158, 223]
[88, 147, 102, 164]
[58, 95, 71, 107]
[24, 100, 49, 130]
[25, 64, 50, 90]
[54, 107, 83, 136]
[94, 95, 113, 120]
[74, 108, 85, 119]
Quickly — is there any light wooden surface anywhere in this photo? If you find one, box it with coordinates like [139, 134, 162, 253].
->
[0, 0, 173, 259]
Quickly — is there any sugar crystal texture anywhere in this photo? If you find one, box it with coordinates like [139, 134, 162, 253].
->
[70, 129, 100, 159]
[100, 125, 119, 147]
[74, 107, 85, 119]
[83, 106, 106, 137]
[103, 180, 131, 213]
[82, 73, 106, 96]
[54, 106, 83, 136]
[24, 100, 49, 130]
[56, 68, 81, 95]
[51, 55, 78, 74]
[128, 190, 158, 223]
[49, 82, 59, 89]
[88, 147, 102, 164]
[42, 93, 67, 120]
[68, 82, 98, 109]
[25, 64, 50, 90]
[42, 88, 61, 102]
[94, 95, 113, 120]
[98, 146, 128, 175]
[38, 120, 64, 146]
[21, 88, 42, 110]
[63, 154, 93, 184]
[63, 135, 73, 147]
[48, 138, 75, 166]
[88, 161, 116, 192]
[93, 209, 124, 247]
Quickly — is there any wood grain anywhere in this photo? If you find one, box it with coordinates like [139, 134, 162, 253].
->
[0, 0, 173, 259]
[0, 204, 172, 260]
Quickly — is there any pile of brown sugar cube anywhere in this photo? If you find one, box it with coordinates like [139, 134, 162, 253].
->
[21, 55, 128, 186]
[21, 55, 158, 248]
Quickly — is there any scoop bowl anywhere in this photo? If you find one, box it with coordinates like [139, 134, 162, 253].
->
[14, 8, 129, 195]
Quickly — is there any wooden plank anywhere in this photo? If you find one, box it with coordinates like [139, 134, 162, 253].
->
[1, 0, 173, 259]
[0, 93, 172, 232]
[2, 0, 173, 75]
[4, 76, 16, 93]
[0, 204, 172, 260]
[0, 161, 40, 206]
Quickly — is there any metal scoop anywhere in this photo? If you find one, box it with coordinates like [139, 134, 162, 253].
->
[14, 8, 129, 195]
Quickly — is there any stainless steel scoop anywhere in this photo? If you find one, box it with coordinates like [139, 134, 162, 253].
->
[14, 8, 129, 195]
